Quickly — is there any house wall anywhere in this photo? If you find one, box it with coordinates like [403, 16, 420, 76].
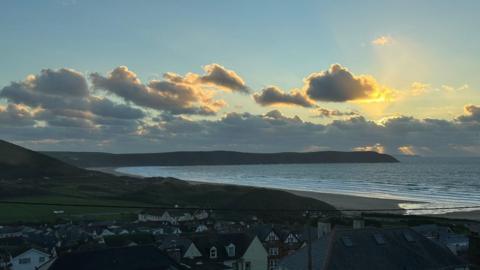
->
[184, 243, 202, 259]
[242, 236, 268, 270]
[10, 249, 50, 270]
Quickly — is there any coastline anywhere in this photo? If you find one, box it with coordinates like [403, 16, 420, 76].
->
[90, 166, 480, 221]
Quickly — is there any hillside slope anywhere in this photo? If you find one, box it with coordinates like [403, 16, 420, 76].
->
[44, 150, 398, 167]
[0, 140, 86, 178]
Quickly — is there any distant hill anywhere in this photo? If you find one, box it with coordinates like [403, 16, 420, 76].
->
[43, 150, 398, 167]
[0, 140, 86, 178]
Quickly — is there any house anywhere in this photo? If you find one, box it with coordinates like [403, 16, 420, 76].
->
[158, 236, 196, 262]
[184, 233, 267, 270]
[278, 227, 468, 270]
[252, 224, 309, 270]
[194, 210, 209, 220]
[9, 248, 51, 270]
[413, 224, 469, 255]
[47, 245, 186, 270]
[138, 210, 177, 224]
[0, 226, 23, 239]
[196, 224, 209, 233]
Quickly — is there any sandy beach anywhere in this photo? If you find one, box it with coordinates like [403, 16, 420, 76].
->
[91, 166, 480, 221]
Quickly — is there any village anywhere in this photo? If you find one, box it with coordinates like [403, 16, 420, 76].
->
[0, 208, 479, 270]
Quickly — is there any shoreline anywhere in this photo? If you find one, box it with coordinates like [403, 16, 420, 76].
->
[90, 166, 480, 221]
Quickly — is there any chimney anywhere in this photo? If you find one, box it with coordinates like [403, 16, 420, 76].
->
[353, 218, 365, 229]
[317, 221, 331, 238]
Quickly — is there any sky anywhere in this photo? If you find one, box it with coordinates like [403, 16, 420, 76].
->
[0, 0, 479, 156]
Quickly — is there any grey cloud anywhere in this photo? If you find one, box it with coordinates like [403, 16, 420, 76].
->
[89, 98, 145, 119]
[198, 64, 250, 93]
[91, 66, 222, 115]
[0, 67, 145, 131]
[253, 86, 315, 107]
[0, 104, 37, 127]
[2, 106, 480, 156]
[33, 68, 88, 97]
[1, 67, 479, 157]
[456, 105, 480, 123]
[305, 64, 383, 102]
[313, 108, 358, 118]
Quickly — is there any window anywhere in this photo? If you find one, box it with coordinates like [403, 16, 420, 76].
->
[209, 247, 217, 259]
[245, 262, 252, 270]
[341, 236, 353, 247]
[266, 231, 279, 241]
[373, 233, 386, 245]
[268, 247, 279, 256]
[19, 258, 31, 264]
[268, 259, 278, 270]
[39, 256, 46, 263]
[226, 244, 235, 257]
[285, 234, 298, 244]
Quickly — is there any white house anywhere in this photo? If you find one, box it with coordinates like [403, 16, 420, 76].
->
[194, 210, 209, 220]
[137, 211, 178, 224]
[10, 248, 50, 270]
[0, 226, 23, 239]
[186, 233, 267, 270]
[195, 224, 209, 233]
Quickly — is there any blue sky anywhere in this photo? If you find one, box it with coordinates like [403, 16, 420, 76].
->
[1, 1, 479, 155]
[2, 0, 479, 88]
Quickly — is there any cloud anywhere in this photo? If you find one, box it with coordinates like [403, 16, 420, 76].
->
[353, 143, 385, 153]
[398, 145, 417, 156]
[253, 86, 315, 107]
[456, 105, 480, 123]
[1, 66, 480, 157]
[0, 104, 37, 127]
[90, 66, 225, 115]
[312, 108, 358, 118]
[304, 64, 393, 102]
[89, 97, 145, 120]
[409, 82, 430, 96]
[198, 64, 250, 93]
[372, 36, 393, 46]
[0, 68, 145, 131]
[2, 103, 480, 156]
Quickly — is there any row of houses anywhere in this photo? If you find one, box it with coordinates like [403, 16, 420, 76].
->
[0, 213, 476, 270]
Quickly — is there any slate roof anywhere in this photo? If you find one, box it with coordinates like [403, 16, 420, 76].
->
[189, 233, 254, 261]
[279, 227, 467, 270]
[158, 235, 193, 257]
[48, 245, 186, 270]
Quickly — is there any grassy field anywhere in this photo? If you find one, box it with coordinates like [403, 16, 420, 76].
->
[0, 195, 145, 223]
[0, 173, 338, 224]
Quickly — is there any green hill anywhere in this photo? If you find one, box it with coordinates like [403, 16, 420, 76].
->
[0, 140, 337, 223]
[44, 150, 398, 167]
[0, 140, 86, 179]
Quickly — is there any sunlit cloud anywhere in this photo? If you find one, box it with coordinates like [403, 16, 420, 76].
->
[409, 82, 431, 96]
[353, 143, 385, 153]
[398, 145, 416, 156]
[372, 35, 393, 46]
[441, 84, 469, 92]
[304, 64, 395, 103]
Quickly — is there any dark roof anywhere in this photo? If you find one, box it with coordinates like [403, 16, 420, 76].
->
[189, 233, 254, 261]
[280, 227, 467, 270]
[181, 258, 232, 270]
[49, 245, 186, 270]
[158, 236, 193, 256]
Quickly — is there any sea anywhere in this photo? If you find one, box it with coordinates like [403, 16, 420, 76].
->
[116, 157, 480, 215]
